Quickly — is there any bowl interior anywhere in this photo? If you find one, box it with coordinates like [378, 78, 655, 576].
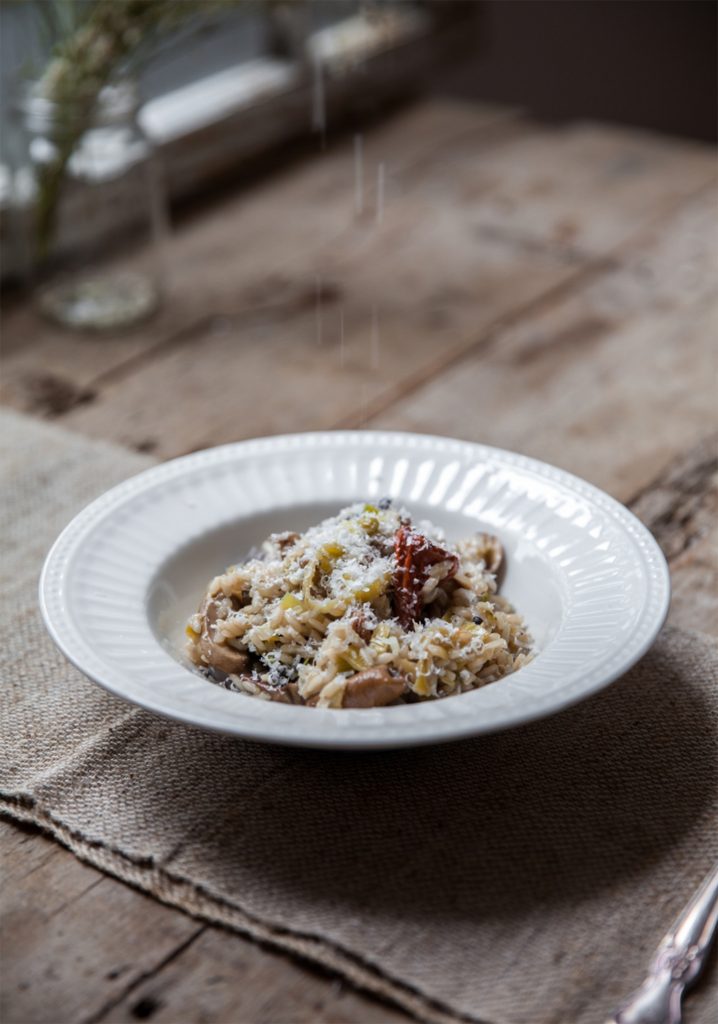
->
[147, 499, 565, 670]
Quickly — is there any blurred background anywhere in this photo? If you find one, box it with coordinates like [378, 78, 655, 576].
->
[440, 0, 718, 142]
[0, 0, 716, 473]
[2, 1, 715, 281]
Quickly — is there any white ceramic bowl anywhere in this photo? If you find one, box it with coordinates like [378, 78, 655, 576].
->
[40, 431, 670, 749]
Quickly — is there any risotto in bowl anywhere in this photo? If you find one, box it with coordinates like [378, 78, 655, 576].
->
[186, 502, 532, 708]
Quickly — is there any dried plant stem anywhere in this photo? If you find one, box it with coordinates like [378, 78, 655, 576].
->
[33, 0, 242, 259]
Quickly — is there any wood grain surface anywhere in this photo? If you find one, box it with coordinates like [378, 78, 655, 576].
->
[1, 97, 716, 1024]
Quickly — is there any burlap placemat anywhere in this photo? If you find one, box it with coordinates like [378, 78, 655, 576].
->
[1, 409, 717, 1024]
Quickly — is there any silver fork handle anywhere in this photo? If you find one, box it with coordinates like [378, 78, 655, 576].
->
[610, 863, 718, 1024]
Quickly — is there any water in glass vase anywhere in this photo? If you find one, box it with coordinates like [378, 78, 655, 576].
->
[9, 79, 166, 332]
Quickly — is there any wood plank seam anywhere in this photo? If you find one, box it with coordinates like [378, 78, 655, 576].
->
[4, 108, 526, 421]
[85, 278, 347, 397]
[628, 433, 718, 560]
[334, 257, 612, 430]
[6, 847, 59, 885]
[81, 926, 207, 1024]
[5, 125, 715, 447]
[357, 176, 718, 432]
[0, 807, 484, 1024]
[45, 876, 105, 923]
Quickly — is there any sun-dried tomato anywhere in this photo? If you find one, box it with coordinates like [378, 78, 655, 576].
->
[393, 524, 458, 628]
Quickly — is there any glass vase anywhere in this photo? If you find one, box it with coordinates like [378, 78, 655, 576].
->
[7, 78, 166, 332]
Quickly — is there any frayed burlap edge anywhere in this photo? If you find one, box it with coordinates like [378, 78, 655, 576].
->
[1, 794, 487, 1024]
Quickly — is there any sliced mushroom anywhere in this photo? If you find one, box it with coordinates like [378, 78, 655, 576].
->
[342, 667, 407, 708]
[472, 532, 504, 576]
[286, 682, 303, 704]
[200, 594, 222, 625]
[199, 634, 250, 675]
[350, 611, 373, 643]
[253, 678, 305, 704]
[197, 595, 250, 674]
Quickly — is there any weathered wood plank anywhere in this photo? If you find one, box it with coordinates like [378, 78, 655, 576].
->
[0, 819, 65, 884]
[0, 101, 521, 413]
[10, 123, 714, 456]
[371, 188, 718, 504]
[669, 526, 718, 636]
[4, 109, 715, 435]
[0, 820, 202, 1024]
[55, 208, 575, 457]
[100, 925, 411, 1024]
[629, 433, 718, 634]
[428, 120, 717, 257]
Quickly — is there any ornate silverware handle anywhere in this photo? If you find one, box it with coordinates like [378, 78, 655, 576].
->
[610, 863, 718, 1024]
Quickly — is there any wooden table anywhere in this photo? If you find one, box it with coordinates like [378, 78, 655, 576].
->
[2, 98, 717, 1024]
